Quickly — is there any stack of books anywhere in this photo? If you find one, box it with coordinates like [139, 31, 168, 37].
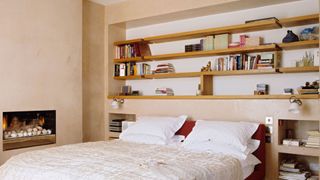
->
[305, 130, 320, 148]
[185, 44, 202, 52]
[153, 63, 175, 74]
[155, 88, 174, 96]
[115, 43, 141, 59]
[279, 160, 311, 180]
[257, 53, 274, 70]
[114, 62, 151, 76]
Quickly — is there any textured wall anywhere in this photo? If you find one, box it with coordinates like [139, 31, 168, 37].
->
[0, 0, 83, 164]
[83, 0, 106, 142]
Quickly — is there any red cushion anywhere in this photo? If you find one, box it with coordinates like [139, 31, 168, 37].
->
[176, 120, 265, 180]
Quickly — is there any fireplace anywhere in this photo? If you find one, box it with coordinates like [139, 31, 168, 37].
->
[2, 110, 56, 151]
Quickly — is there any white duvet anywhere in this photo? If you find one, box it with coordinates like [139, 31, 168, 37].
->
[0, 140, 242, 180]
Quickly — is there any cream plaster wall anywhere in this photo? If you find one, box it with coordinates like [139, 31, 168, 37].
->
[0, 0, 83, 164]
[83, 0, 106, 142]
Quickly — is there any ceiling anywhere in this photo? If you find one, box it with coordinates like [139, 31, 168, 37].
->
[89, 0, 127, 5]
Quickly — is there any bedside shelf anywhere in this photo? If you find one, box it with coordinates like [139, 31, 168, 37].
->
[278, 40, 319, 50]
[279, 66, 319, 73]
[278, 145, 320, 157]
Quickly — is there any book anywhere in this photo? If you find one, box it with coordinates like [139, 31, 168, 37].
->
[283, 139, 301, 147]
[214, 34, 229, 50]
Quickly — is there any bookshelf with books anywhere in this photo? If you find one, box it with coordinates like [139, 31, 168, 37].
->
[277, 119, 320, 179]
[111, 14, 319, 99]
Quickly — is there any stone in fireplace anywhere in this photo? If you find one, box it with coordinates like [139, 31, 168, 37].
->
[2, 110, 56, 151]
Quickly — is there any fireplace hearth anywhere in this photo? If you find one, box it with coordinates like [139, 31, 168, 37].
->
[2, 110, 56, 151]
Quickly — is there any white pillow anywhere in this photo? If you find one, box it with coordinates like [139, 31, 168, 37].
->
[183, 139, 260, 160]
[120, 115, 187, 143]
[184, 120, 259, 151]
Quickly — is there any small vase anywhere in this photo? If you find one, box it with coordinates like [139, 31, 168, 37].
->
[282, 30, 299, 43]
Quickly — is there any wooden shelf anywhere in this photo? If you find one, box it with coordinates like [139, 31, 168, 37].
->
[279, 66, 319, 73]
[114, 57, 145, 63]
[114, 38, 144, 46]
[114, 69, 277, 80]
[144, 44, 278, 61]
[114, 75, 143, 80]
[145, 72, 201, 79]
[144, 19, 281, 43]
[278, 145, 320, 157]
[109, 132, 120, 138]
[107, 94, 319, 100]
[278, 40, 319, 50]
[279, 14, 319, 27]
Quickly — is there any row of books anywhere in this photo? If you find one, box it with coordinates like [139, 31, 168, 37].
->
[115, 44, 141, 59]
[279, 159, 311, 180]
[114, 63, 151, 76]
[305, 130, 320, 148]
[212, 53, 274, 71]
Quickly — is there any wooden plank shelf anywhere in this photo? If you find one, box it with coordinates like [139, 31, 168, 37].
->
[114, 38, 144, 46]
[279, 14, 319, 27]
[279, 66, 319, 73]
[114, 57, 145, 63]
[278, 40, 319, 50]
[144, 19, 281, 43]
[114, 75, 143, 80]
[114, 69, 277, 80]
[107, 94, 319, 100]
[278, 145, 320, 157]
[144, 44, 278, 61]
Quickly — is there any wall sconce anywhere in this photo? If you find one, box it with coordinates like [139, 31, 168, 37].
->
[288, 96, 302, 114]
[111, 98, 124, 109]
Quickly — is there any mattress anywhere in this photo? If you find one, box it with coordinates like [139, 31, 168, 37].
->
[0, 140, 242, 180]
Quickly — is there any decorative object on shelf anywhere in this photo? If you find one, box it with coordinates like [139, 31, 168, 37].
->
[286, 129, 295, 139]
[228, 42, 240, 48]
[245, 36, 262, 47]
[282, 139, 301, 147]
[288, 96, 302, 114]
[297, 80, 319, 95]
[196, 84, 202, 96]
[296, 51, 314, 67]
[185, 44, 202, 52]
[153, 63, 175, 74]
[283, 88, 294, 95]
[111, 98, 124, 109]
[201, 61, 212, 72]
[240, 34, 248, 47]
[305, 130, 320, 148]
[131, 91, 140, 96]
[120, 85, 132, 95]
[300, 26, 319, 41]
[282, 30, 299, 43]
[155, 87, 174, 96]
[254, 84, 269, 95]
[201, 35, 214, 51]
[214, 34, 230, 50]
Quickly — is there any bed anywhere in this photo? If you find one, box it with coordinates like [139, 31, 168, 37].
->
[0, 120, 265, 180]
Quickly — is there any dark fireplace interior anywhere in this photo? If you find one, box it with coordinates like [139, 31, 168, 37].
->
[2, 110, 56, 151]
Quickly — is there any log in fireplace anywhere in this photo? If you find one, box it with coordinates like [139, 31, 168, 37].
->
[2, 110, 56, 151]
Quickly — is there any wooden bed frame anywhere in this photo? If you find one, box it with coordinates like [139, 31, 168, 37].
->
[176, 120, 266, 180]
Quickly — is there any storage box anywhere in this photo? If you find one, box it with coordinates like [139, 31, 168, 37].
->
[245, 37, 262, 47]
[214, 34, 230, 50]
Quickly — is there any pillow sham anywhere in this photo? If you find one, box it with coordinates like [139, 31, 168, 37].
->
[120, 115, 187, 143]
[184, 120, 259, 151]
[183, 140, 259, 160]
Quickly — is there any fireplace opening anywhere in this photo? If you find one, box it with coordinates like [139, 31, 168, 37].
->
[2, 110, 56, 151]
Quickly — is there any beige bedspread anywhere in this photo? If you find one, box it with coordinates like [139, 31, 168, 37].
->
[0, 140, 242, 180]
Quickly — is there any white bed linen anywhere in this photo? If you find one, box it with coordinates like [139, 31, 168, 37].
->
[0, 140, 242, 180]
